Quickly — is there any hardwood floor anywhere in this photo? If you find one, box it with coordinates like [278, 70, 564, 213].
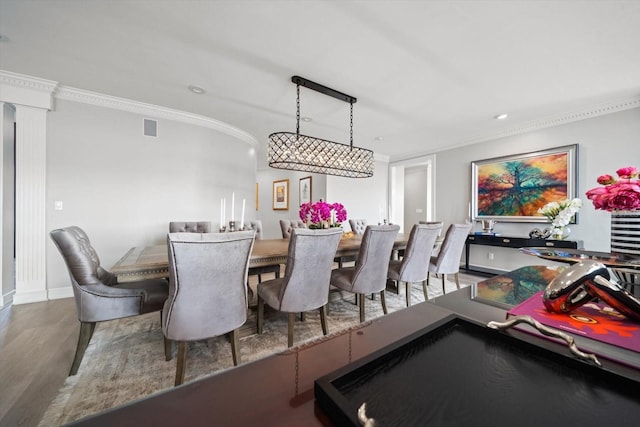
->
[0, 271, 486, 427]
[0, 298, 78, 427]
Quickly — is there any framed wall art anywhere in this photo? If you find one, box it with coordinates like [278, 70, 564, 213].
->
[272, 179, 289, 210]
[299, 176, 312, 206]
[471, 144, 578, 222]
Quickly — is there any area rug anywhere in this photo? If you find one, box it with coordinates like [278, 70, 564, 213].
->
[39, 279, 470, 426]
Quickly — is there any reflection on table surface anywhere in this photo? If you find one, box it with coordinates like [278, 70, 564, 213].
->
[472, 265, 562, 309]
[520, 247, 640, 270]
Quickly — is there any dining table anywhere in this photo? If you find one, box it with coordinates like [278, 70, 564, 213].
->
[111, 232, 410, 283]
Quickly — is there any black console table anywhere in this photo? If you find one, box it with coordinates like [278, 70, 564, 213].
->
[465, 234, 583, 273]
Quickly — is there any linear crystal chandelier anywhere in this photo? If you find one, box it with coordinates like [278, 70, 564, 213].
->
[268, 76, 374, 178]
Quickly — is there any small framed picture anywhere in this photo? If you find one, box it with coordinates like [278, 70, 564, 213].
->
[272, 179, 289, 210]
[299, 176, 312, 206]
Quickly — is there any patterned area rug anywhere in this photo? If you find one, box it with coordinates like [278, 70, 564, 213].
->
[39, 278, 470, 426]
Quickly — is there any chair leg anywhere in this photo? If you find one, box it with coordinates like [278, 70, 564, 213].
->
[405, 282, 411, 307]
[69, 322, 96, 376]
[257, 295, 264, 334]
[164, 337, 175, 361]
[359, 293, 365, 323]
[422, 280, 429, 301]
[442, 274, 446, 295]
[320, 305, 328, 336]
[230, 329, 241, 366]
[288, 313, 296, 347]
[454, 272, 461, 290]
[175, 341, 187, 386]
[300, 312, 306, 322]
[380, 290, 388, 315]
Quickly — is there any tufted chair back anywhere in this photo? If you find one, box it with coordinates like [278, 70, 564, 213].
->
[349, 219, 368, 235]
[430, 223, 472, 274]
[169, 221, 211, 233]
[247, 220, 264, 240]
[279, 219, 307, 238]
[387, 223, 442, 306]
[50, 225, 169, 375]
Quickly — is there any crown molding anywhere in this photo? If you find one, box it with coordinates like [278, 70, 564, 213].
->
[0, 70, 258, 146]
[55, 86, 258, 147]
[463, 95, 640, 146]
[0, 70, 59, 109]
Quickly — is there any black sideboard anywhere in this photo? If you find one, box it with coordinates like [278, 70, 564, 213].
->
[465, 234, 583, 273]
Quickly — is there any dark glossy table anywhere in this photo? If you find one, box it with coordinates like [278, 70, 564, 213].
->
[69, 286, 640, 426]
[520, 247, 640, 273]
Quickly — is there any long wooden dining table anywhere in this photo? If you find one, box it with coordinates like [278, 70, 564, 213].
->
[110, 233, 409, 283]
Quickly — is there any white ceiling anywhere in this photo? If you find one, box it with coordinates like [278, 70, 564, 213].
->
[1, 0, 639, 164]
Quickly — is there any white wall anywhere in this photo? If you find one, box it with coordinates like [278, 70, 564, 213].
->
[46, 99, 257, 290]
[434, 107, 640, 272]
[327, 158, 389, 230]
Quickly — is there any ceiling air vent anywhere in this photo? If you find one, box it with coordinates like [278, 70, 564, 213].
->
[143, 119, 157, 137]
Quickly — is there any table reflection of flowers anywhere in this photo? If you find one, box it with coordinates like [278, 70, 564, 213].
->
[585, 166, 640, 211]
[299, 200, 347, 229]
[538, 198, 582, 240]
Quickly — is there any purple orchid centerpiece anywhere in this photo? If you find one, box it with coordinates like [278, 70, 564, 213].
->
[299, 200, 347, 229]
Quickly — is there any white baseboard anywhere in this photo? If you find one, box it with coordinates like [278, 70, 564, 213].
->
[12, 289, 49, 305]
[47, 286, 74, 300]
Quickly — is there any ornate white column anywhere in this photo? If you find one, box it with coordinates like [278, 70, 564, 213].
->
[0, 71, 58, 304]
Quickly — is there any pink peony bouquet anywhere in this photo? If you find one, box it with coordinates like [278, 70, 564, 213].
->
[585, 166, 640, 211]
[299, 200, 347, 229]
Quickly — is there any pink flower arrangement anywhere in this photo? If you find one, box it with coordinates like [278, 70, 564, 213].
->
[585, 166, 640, 211]
[299, 200, 347, 228]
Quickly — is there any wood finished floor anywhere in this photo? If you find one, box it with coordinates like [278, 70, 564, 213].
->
[0, 271, 486, 427]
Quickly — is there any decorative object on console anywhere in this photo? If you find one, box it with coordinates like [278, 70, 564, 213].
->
[299, 200, 347, 229]
[471, 144, 578, 222]
[528, 227, 552, 239]
[268, 76, 374, 178]
[538, 198, 582, 240]
[586, 166, 640, 257]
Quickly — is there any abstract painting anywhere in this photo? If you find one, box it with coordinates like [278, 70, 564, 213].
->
[471, 145, 577, 222]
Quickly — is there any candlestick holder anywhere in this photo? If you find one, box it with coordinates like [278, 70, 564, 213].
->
[219, 225, 227, 233]
[228, 220, 236, 232]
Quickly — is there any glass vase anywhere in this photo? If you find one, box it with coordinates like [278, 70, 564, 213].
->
[551, 226, 570, 240]
[610, 210, 640, 257]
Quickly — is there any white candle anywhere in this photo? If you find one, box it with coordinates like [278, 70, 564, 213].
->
[220, 198, 224, 227]
[241, 199, 246, 230]
[231, 192, 235, 221]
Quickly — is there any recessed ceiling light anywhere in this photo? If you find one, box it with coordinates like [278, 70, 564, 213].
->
[188, 85, 205, 94]
[374, 136, 384, 141]
[494, 113, 509, 120]
[301, 116, 312, 122]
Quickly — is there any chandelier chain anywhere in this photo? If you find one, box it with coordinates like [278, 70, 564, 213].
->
[350, 102, 353, 150]
[296, 83, 301, 136]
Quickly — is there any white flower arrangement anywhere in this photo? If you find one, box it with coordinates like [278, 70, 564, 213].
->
[538, 198, 582, 235]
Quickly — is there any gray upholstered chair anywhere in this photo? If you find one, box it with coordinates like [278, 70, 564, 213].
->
[246, 220, 281, 286]
[419, 220, 444, 236]
[49, 226, 169, 376]
[163, 231, 255, 386]
[257, 228, 342, 347]
[169, 221, 211, 233]
[348, 219, 368, 235]
[427, 223, 473, 294]
[387, 223, 442, 306]
[330, 225, 400, 322]
[279, 219, 307, 238]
